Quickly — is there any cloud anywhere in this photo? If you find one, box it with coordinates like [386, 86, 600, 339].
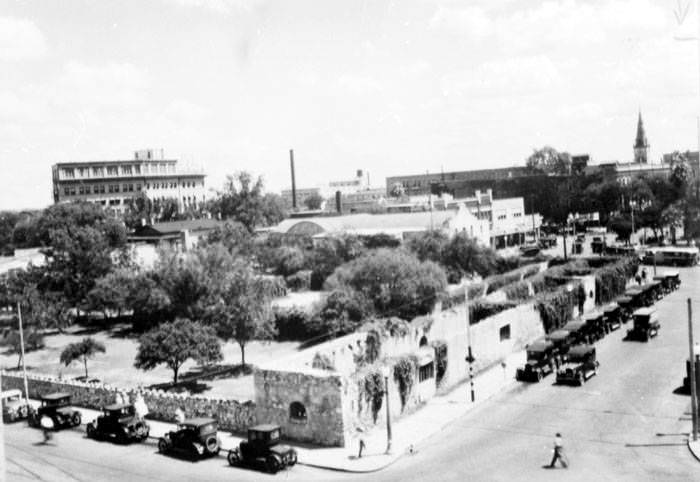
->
[0, 17, 47, 61]
[168, 0, 265, 14]
[442, 55, 562, 97]
[429, 6, 492, 37]
[337, 74, 383, 94]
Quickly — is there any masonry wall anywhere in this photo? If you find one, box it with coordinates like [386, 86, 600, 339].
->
[0, 372, 255, 432]
[253, 369, 345, 446]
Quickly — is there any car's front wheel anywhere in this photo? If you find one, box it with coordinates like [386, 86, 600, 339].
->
[266, 455, 281, 474]
[287, 451, 297, 466]
[71, 412, 82, 427]
[227, 449, 241, 467]
[158, 438, 170, 454]
[86, 423, 95, 439]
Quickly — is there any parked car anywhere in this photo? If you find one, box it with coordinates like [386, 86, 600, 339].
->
[591, 237, 605, 254]
[86, 403, 150, 443]
[562, 320, 588, 345]
[582, 311, 606, 342]
[601, 303, 622, 332]
[545, 329, 574, 363]
[627, 308, 660, 342]
[615, 295, 635, 323]
[227, 424, 297, 474]
[515, 339, 556, 382]
[556, 345, 599, 386]
[1, 389, 31, 423]
[158, 418, 221, 460]
[663, 270, 681, 291]
[519, 243, 541, 257]
[28, 392, 81, 430]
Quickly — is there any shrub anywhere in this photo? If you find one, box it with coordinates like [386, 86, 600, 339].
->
[312, 352, 335, 371]
[469, 301, 518, 324]
[393, 355, 419, 410]
[285, 270, 311, 292]
[360, 233, 401, 249]
[270, 245, 307, 277]
[363, 371, 384, 423]
[259, 275, 288, 298]
[502, 281, 531, 300]
[535, 283, 580, 333]
[273, 307, 314, 341]
[594, 256, 639, 304]
[431, 339, 448, 384]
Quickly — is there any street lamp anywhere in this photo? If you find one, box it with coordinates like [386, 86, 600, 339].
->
[381, 365, 392, 454]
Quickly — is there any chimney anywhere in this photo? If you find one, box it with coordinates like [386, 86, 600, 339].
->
[290, 149, 297, 210]
[335, 190, 342, 214]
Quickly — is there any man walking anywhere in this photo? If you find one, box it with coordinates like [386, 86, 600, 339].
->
[549, 433, 568, 468]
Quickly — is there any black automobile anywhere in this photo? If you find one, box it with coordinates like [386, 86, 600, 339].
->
[581, 311, 606, 343]
[627, 308, 660, 342]
[158, 418, 221, 460]
[27, 392, 81, 430]
[546, 329, 574, 364]
[515, 339, 557, 382]
[556, 345, 599, 386]
[86, 403, 150, 443]
[228, 424, 297, 474]
[562, 320, 587, 345]
[602, 303, 622, 332]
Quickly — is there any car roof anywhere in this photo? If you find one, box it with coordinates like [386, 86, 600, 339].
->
[568, 344, 595, 357]
[41, 392, 70, 400]
[633, 307, 656, 316]
[1, 389, 22, 397]
[616, 295, 633, 303]
[625, 288, 642, 295]
[527, 340, 554, 351]
[583, 311, 603, 320]
[105, 403, 131, 411]
[563, 321, 585, 330]
[250, 424, 281, 432]
[602, 303, 619, 312]
[183, 417, 217, 426]
[663, 270, 680, 277]
[547, 329, 570, 340]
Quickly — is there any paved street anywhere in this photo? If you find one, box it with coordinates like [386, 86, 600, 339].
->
[4, 266, 700, 481]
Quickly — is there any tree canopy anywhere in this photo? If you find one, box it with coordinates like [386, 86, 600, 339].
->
[59, 337, 106, 378]
[526, 146, 572, 176]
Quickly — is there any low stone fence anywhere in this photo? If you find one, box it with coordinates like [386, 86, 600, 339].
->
[0, 372, 256, 433]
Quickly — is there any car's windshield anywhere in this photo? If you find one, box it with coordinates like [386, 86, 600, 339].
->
[527, 350, 545, 361]
[199, 423, 216, 434]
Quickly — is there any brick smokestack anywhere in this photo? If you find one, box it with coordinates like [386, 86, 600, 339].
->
[290, 149, 297, 210]
[335, 190, 342, 214]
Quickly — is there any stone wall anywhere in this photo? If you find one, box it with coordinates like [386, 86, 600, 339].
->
[254, 369, 345, 446]
[0, 372, 255, 432]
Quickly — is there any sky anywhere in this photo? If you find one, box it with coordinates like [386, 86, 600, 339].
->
[2, 0, 700, 210]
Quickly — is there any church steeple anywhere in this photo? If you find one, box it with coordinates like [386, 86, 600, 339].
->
[633, 111, 649, 164]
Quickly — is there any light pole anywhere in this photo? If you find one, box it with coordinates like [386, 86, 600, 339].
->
[17, 302, 30, 406]
[688, 298, 698, 442]
[381, 365, 392, 454]
[464, 284, 475, 402]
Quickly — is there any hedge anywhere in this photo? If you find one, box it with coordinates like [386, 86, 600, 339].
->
[535, 283, 580, 333]
[469, 300, 518, 324]
[593, 256, 639, 304]
[285, 270, 312, 292]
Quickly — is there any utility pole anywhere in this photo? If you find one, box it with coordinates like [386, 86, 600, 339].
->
[17, 302, 30, 405]
[688, 298, 698, 442]
[464, 284, 475, 402]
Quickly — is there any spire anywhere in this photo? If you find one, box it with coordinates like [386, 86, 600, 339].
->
[633, 111, 649, 163]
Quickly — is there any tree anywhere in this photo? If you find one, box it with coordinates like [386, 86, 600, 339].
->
[325, 248, 447, 320]
[5, 328, 44, 369]
[442, 232, 498, 278]
[405, 230, 449, 264]
[303, 193, 325, 210]
[607, 215, 633, 244]
[0, 211, 20, 252]
[209, 172, 285, 231]
[670, 151, 693, 190]
[525, 146, 572, 176]
[134, 318, 222, 384]
[661, 202, 684, 244]
[308, 288, 372, 337]
[84, 269, 134, 319]
[202, 221, 254, 258]
[59, 337, 106, 378]
[208, 262, 276, 366]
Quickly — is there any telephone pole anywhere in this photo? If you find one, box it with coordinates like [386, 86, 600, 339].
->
[689, 298, 698, 441]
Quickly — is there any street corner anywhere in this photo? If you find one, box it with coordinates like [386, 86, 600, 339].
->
[689, 439, 700, 463]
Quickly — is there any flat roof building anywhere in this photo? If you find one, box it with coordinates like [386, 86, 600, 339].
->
[51, 149, 206, 213]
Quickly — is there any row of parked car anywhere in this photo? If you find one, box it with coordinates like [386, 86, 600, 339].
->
[1, 390, 298, 474]
[515, 270, 680, 386]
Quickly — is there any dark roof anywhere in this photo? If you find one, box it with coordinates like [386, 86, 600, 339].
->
[105, 403, 131, 411]
[41, 392, 70, 401]
[182, 417, 217, 426]
[250, 424, 281, 432]
[568, 344, 595, 357]
[132, 219, 222, 237]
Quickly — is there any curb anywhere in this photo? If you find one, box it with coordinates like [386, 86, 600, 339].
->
[298, 453, 404, 474]
[689, 439, 700, 463]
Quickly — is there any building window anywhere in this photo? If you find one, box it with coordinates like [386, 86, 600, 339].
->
[64, 187, 70, 196]
[78, 186, 85, 195]
[134, 165, 141, 174]
[499, 324, 511, 342]
[136, 184, 141, 191]
[128, 184, 134, 192]
[122, 165, 132, 175]
[419, 363, 434, 382]
[289, 401, 307, 422]
[107, 166, 118, 176]
[513, 212, 522, 218]
[62, 168, 75, 179]
[69, 187, 76, 196]
[92, 167, 104, 177]
[419, 336, 428, 347]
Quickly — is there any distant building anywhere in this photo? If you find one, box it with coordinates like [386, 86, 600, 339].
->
[280, 187, 323, 210]
[52, 149, 206, 213]
[128, 219, 223, 253]
[281, 170, 371, 211]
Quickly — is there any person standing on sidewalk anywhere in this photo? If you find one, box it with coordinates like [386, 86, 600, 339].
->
[549, 433, 568, 468]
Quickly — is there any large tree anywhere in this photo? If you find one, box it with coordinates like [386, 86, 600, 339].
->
[209, 172, 286, 231]
[525, 146, 572, 176]
[59, 337, 106, 378]
[134, 318, 222, 384]
[208, 262, 276, 366]
[303, 192, 325, 211]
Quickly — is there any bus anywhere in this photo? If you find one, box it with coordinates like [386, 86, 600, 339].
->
[642, 246, 699, 267]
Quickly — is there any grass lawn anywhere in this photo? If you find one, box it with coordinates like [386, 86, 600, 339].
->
[0, 323, 301, 401]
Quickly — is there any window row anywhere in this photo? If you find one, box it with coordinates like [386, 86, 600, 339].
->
[61, 163, 177, 179]
[63, 183, 142, 196]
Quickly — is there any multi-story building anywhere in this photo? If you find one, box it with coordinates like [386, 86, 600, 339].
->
[51, 149, 206, 213]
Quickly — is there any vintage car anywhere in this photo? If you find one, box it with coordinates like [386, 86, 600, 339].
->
[158, 418, 221, 460]
[624, 287, 651, 309]
[515, 339, 557, 382]
[28, 392, 81, 430]
[86, 403, 150, 443]
[228, 424, 297, 474]
[539, 235, 557, 249]
[582, 311, 606, 343]
[627, 308, 660, 342]
[562, 320, 588, 346]
[663, 270, 681, 291]
[652, 275, 671, 295]
[615, 295, 635, 323]
[1, 389, 32, 423]
[601, 303, 622, 332]
[545, 329, 573, 364]
[644, 280, 664, 301]
[555, 344, 599, 386]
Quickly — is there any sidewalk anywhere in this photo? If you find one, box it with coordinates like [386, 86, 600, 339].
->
[690, 439, 700, 462]
[25, 349, 525, 473]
